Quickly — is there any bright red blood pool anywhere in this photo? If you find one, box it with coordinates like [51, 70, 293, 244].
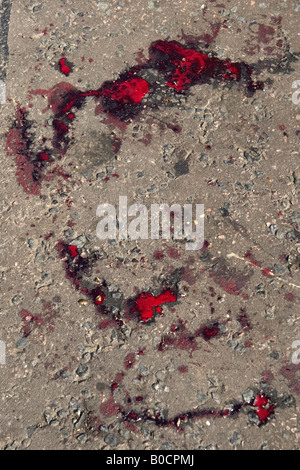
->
[100, 77, 150, 105]
[133, 289, 177, 322]
[38, 152, 50, 161]
[67, 245, 79, 258]
[253, 394, 275, 424]
[254, 395, 268, 407]
[149, 40, 247, 92]
[59, 58, 72, 76]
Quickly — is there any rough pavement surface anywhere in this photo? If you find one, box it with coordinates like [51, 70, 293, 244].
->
[0, 0, 299, 450]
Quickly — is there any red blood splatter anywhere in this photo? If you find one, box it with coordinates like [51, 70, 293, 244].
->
[100, 77, 150, 106]
[122, 390, 276, 430]
[280, 362, 300, 394]
[149, 40, 262, 93]
[100, 396, 122, 417]
[135, 396, 144, 402]
[38, 152, 50, 161]
[67, 245, 79, 258]
[261, 370, 275, 383]
[15, 39, 263, 196]
[252, 394, 275, 424]
[237, 308, 252, 331]
[285, 293, 295, 302]
[168, 248, 180, 259]
[159, 321, 221, 353]
[58, 58, 72, 76]
[153, 251, 164, 260]
[132, 289, 177, 322]
[244, 251, 272, 277]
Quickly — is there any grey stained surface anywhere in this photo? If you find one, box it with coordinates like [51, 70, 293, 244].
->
[0, 0, 300, 450]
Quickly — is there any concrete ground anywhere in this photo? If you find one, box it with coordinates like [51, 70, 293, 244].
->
[0, 0, 299, 450]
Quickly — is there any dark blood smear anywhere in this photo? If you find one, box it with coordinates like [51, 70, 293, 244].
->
[121, 392, 275, 430]
[5, 106, 53, 195]
[56, 241, 123, 326]
[209, 258, 251, 296]
[237, 307, 252, 331]
[131, 289, 177, 322]
[20, 305, 56, 337]
[100, 395, 123, 418]
[244, 251, 272, 277]
[158, 321, 221, 353]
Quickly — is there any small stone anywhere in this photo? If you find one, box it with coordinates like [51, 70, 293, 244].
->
[76, 363, 89, 377]
[242, 388, 255, 403]
[16, 337, 29, 348]
[104, 433, 118, 447]
[275, 230, 285, 239]
[277, 394, 295, 408]
[11, 295, 22, 304]
[69, 235, 87, 249]
[27, 425, 38, 438]
[198, 444, 217, 450]
[43, 410, 52, 424]
[274, 264, 287, 274]
[76, 433, 87, 444]
[69, 397, 81, 413]
[269, 351, 279, 360]
[28, 239, 36, 249]
[57, 409, 68, 418]
[160, 442, 173, 450]
[21, 438, 31, 448]
[247, 410, 261, 426]
[230, 431, 242, 445]
[197, 390, 208, 404]
[96, 382, 106, 391]
[137, 364, 149, 376]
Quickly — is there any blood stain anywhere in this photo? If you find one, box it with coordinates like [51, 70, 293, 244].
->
[58, 58, 73, 76]
[131, 289, 177, 323]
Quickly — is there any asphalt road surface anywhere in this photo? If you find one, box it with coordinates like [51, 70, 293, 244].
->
[0, 0, 299, 450]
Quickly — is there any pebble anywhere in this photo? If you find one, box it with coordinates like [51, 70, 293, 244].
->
[104, 433, 118, 448]
[197, 390, 208, 404]
[76, 363, 89, 377]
